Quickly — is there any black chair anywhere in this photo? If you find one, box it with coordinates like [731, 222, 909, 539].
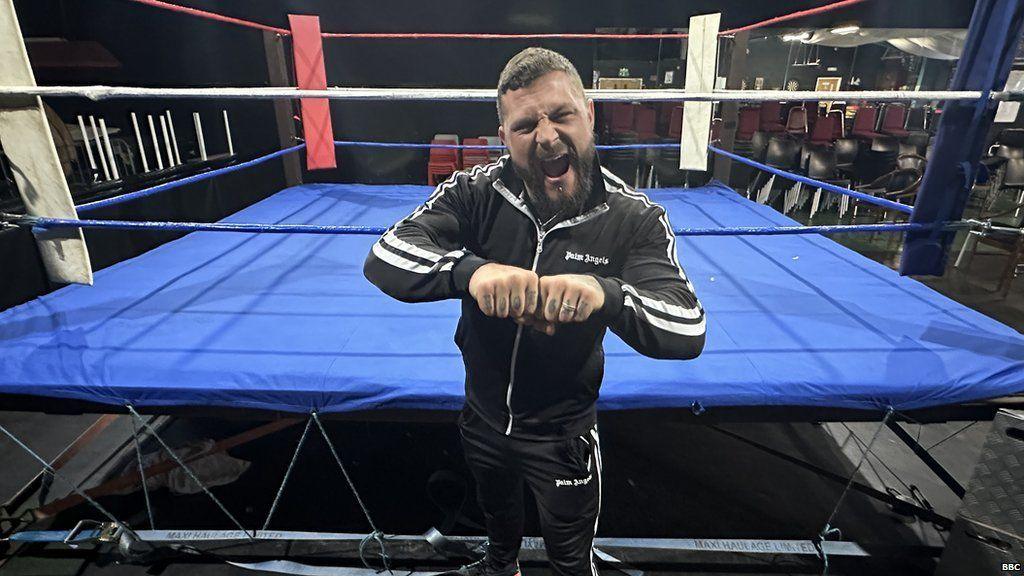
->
[834, 139, 859, 177]
[852, 160, 924, 224]
[766, 135, 801, 167]
[898, 142, 924, 157]
[645, 137, 687, 188]
[802, 148, 857, 219]
[905, 107, 928, 132]
[896, 154, 927, 173]
[1005, 158, 1024, 187]
[999, 128, 1024, 148]
[604, 133, 641, 187]
[979, 130, 1024, 209]
[853, 137, 899, 184]
[740, 131, 771, 195]
[749, 131, 770, 162]
[957, 158, 1024, 297]
[904, 131, 930, 150]
[807, 148, 837, 180]
[749, 136, 801, 204]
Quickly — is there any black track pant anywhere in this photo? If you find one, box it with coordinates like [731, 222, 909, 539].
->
[459, 410, 602, 576]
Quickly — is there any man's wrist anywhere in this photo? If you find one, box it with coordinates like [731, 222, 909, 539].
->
[452, 254, 490, 294]
[590, 275, 624, 321]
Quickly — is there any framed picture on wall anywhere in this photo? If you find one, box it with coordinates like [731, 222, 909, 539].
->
[815, 76, 842, 92]
[815, 76, 843, 114]
[597, 77, 643, 90]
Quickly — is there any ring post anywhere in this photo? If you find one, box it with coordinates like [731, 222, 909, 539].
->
[0, 0, 92, 285]
[289, 14, 336, 170]
[679, 13, 720, 172]
[901, 0, 1024, 275]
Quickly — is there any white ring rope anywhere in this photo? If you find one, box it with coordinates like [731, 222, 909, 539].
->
[0, 85, 1017, 102]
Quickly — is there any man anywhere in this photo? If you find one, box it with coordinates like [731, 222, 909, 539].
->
[364, 47, 705, 576]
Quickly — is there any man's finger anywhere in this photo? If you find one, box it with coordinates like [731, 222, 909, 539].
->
[541, 280, 565, 323]
[496, 282, 510, 318]
[559, 289, 582, 323]
[574, 300, 592, 322]
[509, 275, 526, 317]
[480, 289, 495, 316]
[524, 285, 540, 317]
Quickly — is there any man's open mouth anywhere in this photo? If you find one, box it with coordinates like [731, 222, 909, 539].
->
[540, 154, 571, 179]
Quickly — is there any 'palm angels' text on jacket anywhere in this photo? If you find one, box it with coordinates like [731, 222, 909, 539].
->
[364, 155, 705, 440]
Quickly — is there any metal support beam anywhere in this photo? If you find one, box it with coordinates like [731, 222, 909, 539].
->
[886, 420, 967, 499]
[709, 425, 953, 528]
[0, 0, 91, 285]
[901, 0, 1024, 275]
[263, 31, 302, 187]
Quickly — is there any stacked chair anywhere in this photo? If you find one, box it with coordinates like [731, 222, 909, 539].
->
[426, 134, 503, 185]
[849, 153, 926, 223]
[461, 138, 491, 170]
[427, 134, 460, 185]
[735, 99, 938, 222]
[955, 129, 1024, 297]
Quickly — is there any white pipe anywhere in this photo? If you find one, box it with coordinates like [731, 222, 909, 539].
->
[954, 230, 981, 269]
[166, 111, 182, 165]
[222, 110, 234, 156]
[147, 115, 164, 170]
[0, 85, 1014, 103]
[88, 116, 111, 180]
[159, 115, 175, 167]
[76, 115, 97, 172]
[130, 113, 150, 172]
[98, 118, 120, 180]
[193, 112, 207, 161]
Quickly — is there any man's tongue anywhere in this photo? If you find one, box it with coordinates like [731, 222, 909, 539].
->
[540, 155, 571, 179]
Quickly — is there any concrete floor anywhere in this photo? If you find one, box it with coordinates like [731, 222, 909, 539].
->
[2, 181, 1022, 575]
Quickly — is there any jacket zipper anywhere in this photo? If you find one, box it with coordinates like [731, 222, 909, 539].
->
[504, 227, 545, 434]
[493, 179, 609, 436]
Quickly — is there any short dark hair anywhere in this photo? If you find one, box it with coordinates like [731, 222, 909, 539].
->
[496, 47, 586, 122]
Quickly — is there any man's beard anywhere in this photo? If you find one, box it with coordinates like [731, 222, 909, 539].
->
[513, 141, 595, 225]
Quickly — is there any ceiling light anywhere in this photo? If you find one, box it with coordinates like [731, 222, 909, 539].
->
[782, 31, 811, 42]
[830, 25, 860, 35]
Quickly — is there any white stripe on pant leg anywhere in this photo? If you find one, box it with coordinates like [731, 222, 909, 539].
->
[589, 427, 603, 576]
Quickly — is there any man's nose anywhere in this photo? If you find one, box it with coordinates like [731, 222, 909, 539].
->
[535, 118, 560, 150]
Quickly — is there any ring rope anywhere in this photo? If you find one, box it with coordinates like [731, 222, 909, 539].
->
[19, 216, 951, 238]
[708, 145, 915, 215]
[3, 85, 1013, 103]
[69, 141, 911, 216]
[334, 141, 682, 150]
[75, 144, 306, 213]
[123, 0, 869, 40]
[67, 141, 914, 216]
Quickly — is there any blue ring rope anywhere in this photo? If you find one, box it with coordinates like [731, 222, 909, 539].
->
[70, 140, 912, 221]
[75, 144, 307, 214]
[27, 216, 936, 237]
[707, 145, 914, 215]
[333, 140, 679, 150]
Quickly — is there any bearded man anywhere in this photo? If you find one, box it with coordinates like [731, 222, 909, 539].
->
[365, 47, 705, 576]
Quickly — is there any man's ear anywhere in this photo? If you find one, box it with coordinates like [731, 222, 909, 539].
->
[586, 99, 595, 131]
[498, 124, 506, 145]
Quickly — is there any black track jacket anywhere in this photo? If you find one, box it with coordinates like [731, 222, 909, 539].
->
[364, 155, 705, 440]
